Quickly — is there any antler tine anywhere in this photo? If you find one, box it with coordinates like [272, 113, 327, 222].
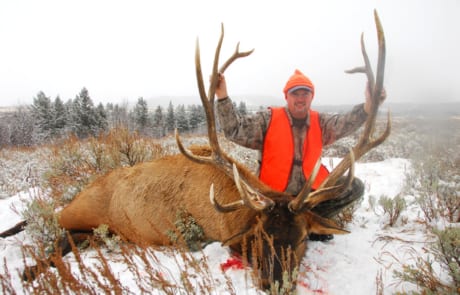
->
[302, 149, 355, 210]
[374, 10, 386, 105]
[176, 23, 254, 172]
[319, 10, 390, 189]
[219, 42, 255, 74]
[289, 149, 355, 213]
[345, 33, 374, 98]
[174, 129, 208, 165]
[210, 183, 245, 213]
[288, 157, 322, 212]
[232, 164, 275, 211]
[201, 24, 223, 156]
[210, 164, 275, 213]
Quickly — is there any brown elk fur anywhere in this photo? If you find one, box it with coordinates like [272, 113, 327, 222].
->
[59, 146, 264, 248]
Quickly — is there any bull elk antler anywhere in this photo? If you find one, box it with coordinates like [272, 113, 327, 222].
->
[289, 10, 391, 212]
[327, 10, 390, 184]
[175, 24, 275, 211]
[175, 23, 253, 169]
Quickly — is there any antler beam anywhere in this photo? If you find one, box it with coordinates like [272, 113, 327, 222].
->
[175, 23, 254, 175]
[175, 24, 277, 212]
[289, 9, 390, 213]
[321, 9, 390, 189]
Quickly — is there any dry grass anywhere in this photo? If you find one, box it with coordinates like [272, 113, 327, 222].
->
[0, 219, 303, 294]
[0, 237, 253, 294]
[46, 127, 165, 205]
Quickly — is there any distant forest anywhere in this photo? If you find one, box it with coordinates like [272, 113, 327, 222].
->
[0, 88, 250, 147]
[2, 87, 459, 148]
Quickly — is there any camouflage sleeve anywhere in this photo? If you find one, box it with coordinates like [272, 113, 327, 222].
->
[319, 103, 368, 146]
[216, 97, 271, 150]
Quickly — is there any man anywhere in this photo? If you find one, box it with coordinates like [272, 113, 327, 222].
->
[215, 69, 382, 241]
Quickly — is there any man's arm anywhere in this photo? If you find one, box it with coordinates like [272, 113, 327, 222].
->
[215, 73, 270, 150]
[321, 83, 386, 146]
[320, 103, 368, 146]
[217, 97, 270, 150]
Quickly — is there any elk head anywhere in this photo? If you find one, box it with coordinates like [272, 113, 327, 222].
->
[175, 10, 389, 290]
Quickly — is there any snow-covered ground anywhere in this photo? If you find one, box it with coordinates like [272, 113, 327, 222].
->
[1, 153, 442, 294]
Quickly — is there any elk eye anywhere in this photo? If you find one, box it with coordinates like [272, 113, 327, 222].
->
[264, 203, 275, 212]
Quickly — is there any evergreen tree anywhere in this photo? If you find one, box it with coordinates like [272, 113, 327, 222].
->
[133, 97, 150, 134]
[188, 104, 205, 133]
[95, 102, 108, 132]
[52, 96, 67, 137]
[69, 87, 100, 138]
[166, 101, 175, 134]
[31, 91, 53, 141]
[175, 104, 189, 133]
[79, 88, 97, 135]
[68, 96, 82, 136]
[152, 105, 165, 138]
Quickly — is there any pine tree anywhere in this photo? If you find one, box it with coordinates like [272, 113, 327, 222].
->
[133, 97, 150, 135]
[69, 87, 101, 138]
[31, 91, 53, 141]
[52, 96, 67, 137]
[152, 105, 165, 138]
[79, 88, 97, 136]
[188, 104, 205, 133]
[166, 101, 175, 134]
[95, 102, 108, 132]
[176, 104, 189, 133]
[188, 105, 198, 130]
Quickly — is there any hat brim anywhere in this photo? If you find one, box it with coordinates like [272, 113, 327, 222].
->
[288, 85, 312, 94]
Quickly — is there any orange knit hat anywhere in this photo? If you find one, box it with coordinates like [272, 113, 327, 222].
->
[283, 69, 315, 98]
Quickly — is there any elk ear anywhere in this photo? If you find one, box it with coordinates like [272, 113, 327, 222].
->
[305, 211, 350, 235]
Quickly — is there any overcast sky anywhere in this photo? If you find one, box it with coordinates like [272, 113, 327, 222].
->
[0, 0, 459, 107]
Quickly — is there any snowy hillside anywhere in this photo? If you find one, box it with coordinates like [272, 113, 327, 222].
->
[0, 116, 459, 294]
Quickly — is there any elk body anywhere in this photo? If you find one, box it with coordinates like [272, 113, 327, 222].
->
[1, 11, 389, 291]
[59, 147, 267, 248]
[58, 145, 322, 288]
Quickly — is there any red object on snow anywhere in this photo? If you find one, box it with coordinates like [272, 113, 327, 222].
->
[298, 281, 327, 294]
[220, 255, 244, 271]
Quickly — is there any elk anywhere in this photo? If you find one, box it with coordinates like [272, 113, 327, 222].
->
[1, 10, 389, 291]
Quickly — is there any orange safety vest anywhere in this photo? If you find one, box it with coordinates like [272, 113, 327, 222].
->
[259, 108, 329, 192]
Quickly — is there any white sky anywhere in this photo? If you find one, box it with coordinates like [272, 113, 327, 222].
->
[0, 0, 459, 107]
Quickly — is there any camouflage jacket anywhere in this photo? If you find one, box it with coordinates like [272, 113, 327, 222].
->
[216, 97, 368, 194]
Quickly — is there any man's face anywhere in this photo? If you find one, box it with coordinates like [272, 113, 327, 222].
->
[286, 89, 313, 119]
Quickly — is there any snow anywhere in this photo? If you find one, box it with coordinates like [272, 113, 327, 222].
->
[0, 157, 438, 294]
